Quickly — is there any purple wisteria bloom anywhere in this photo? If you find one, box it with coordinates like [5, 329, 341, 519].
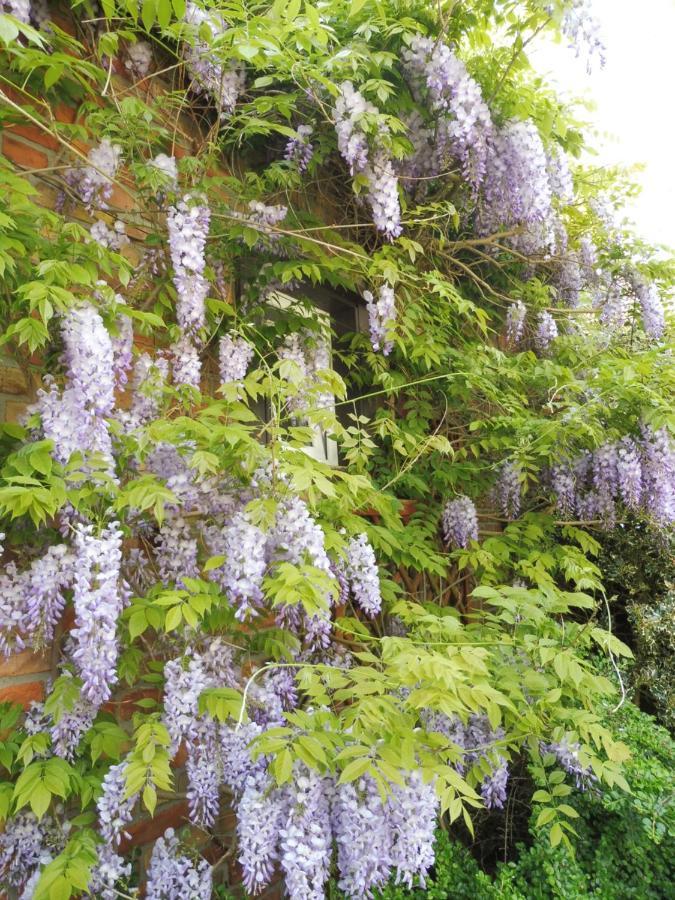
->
[442, 495, 479, 548]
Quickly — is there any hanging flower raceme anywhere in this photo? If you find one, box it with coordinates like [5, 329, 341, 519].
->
[541, 737, 595, 790]
[64, 139, 122, 210]
[184, 1, 245, 117]
[204, 510, 267, 620]
[442, 495, 479, 548]
[344, 533, 382, 617]
[334, 82, 402, 238]
[119, 353, 169, 431]
[218, 333, 254, 384]
[70, 521, 126, 707]
[279, 764, 333, 900]
[89, 760, 137, 900]
[145, 828, 213, 899]
[402, 35, 493, 193]
[496, 460, 522, 519]
[505, 300, 527, 347]
[285, 124, 314, 172]
[364, 284, 396, 355]
[237, 773, 286, 894]
[534, 310, 559, 352]
[167, 197, 210, 336]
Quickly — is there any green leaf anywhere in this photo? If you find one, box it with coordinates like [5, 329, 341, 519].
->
[338, 757, 371, 784]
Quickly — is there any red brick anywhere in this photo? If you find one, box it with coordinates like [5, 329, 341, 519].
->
[109, 183, 136, 211]
[0, 680, 46, 708]
[2, 135, 48, 170]
[104, 687, 162, 721]
[4, 123, 59, 152]
[0, 363, 28, 395]
[120, 801, 189, 851]
[4, 399, 28, 423]
[54, 103, 77, 124]
[0, 650, 50, 679]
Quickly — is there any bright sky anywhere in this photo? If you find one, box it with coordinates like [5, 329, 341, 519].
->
[530, 0, 675, 251]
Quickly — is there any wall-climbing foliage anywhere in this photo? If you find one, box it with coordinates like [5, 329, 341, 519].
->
[0, 0, 673, 897]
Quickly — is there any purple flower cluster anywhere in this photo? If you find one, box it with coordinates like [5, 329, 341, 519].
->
[204, 511, 266, 619]
[344, 533, 382, 617]
[111, 315, 134, 388]
[505, 300, 527, 347]
[334, 82, 402, 238]
[184, 1, 245, 117]
[497, 460, 522, 519]
[0, 543, 75, 656]
[534, 310, 559, 353]
[478, 120, 553, 253]
[167, 197, 210, 337]
[556, 0, 607, 72]
[33, 304, 116, 471]
[146, 828, 212, 899]
[0, 813, 46, 890]
[90, 218, 129, 251]
[285, 124, 314, 172]
[219, 332, 254, 383]
[402, 35, 493, 192]
[364, 284, 396, 355]
[90, 761, 136, 899]
[71, 521, 125, 707]
[64, 139, 122, 210]
[1, 0, 31, 23]
[333, 775, 393, 897]
[170, 333, 202, 388]
[442, 495, 479, 549]
[625, 270, 666, 340]
[237, 773, 286, 893]
[541, 737, 595, 790]
[551, 427, 675, 527]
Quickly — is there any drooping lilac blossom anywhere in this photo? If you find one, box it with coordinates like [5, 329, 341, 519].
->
[546, 145, 574, 202]
[334, 81, 374, 176]
[345, 533, 382, 617]
[497, 460, 522, 519]
[541, 736, 595, 790]
[0, 543, 75, 656]
[61, 303, 116, 416]
[0, 813, 47, 891]
[170, 333, 201, 388]
[505, 300, 527, 348]
[364, 284, 396, 355]
[616, 436, 643, 510]
[145, 828, 212, 900]
[237, 774, 285, 894]
[442, 495, 479, 549]
[640, 425, 675, 527]
[219, 720, 266, 797]
[556, 0, 606, 72]
[402, 36, 493, 192]
[553, 251, 583, 307]
[332, 776, 393, 898]
[111, 315, 133, 388]
[90, 218, 130, 251]
[33, 379, 113, 469]
[184, 1, 245, 117]
[167, 198, 210, 336]
[534, 310, 558, 353]
[163, 654, 211, 754]
[593, 442, 619, 525]
[186, 719, 221, 828]
[279, 765, 333, 900]
[277, 333, 309, 414]
[64, 139, 122, 210]
[285, 124, 314, 172]
[388, 770, 438, 888]
[155, 514, 199, 588]
[218, 333, 254, 384]
[334, 82, 402, 238]
[70, 521, 125, 707]
[1, 0, 30, 23]
[364, 151, 402, 238]
[551, 462, 577, 517]
[125, 39, 153, 79]
[96, 761, 137, 849]
[627, 271, 666, 340]
[204, 511, 266, 619]
[478, 120, 554, 254]
[268, 496, 332, 575]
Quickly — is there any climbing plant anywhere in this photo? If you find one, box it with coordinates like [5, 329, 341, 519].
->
[0, 0, 672, 897]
